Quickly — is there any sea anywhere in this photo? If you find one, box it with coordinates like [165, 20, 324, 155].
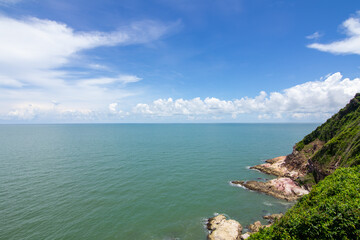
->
[0, 123, 318, 240]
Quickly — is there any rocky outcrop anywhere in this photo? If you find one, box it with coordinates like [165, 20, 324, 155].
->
[240, 141, 323, 200]
[232, 177, 309, 201]
[248, 221, 264, 233]
[207, 214, 243, 240]
[263, 213, 283, 223]
[250, 138, 324, 182]
[250, 156, 297, 178]
[283, 139, 324, 176]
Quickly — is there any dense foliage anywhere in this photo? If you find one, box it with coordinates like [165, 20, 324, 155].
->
[249, 166, 360, 240]
[295, 94, 360, 181]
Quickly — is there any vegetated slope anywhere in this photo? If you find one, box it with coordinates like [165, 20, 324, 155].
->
[249, 166, 360, 240]
[285, 93, 360, 183]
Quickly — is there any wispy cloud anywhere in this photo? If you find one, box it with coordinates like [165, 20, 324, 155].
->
[308, 12, 360, 54]
[78, 75, 142, 87]
[0, 15, 178, 121]
[132, 73, 360, 121]
[0, 15, 176, 75]
[306, 31, 322, 40]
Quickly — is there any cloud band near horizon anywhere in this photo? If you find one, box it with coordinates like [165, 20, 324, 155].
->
[3, 72, 359, 122]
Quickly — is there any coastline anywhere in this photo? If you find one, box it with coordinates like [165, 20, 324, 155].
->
[231, 155, 309, 201]
[207, 154, 310, 239]
[206, 94, 360, 239]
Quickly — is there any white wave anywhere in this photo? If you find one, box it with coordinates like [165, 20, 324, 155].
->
[250, 168, 262, 173]
[229, 181, 247, 189]
[277, 201, 294, 206]
[263, 201, 273, 206]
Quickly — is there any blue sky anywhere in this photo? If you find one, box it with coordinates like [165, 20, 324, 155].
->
[1, 0, 360, 123]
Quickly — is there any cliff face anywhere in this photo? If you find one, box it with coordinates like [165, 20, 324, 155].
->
[285, 93, 360, 183]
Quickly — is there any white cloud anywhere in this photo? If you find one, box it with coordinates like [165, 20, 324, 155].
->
[306, 31, 322, 40]
[108, 103, 118, 114]
[132, 73, 360, 121]
[79, 75, 142, 87]
[0, 15, 174, 74]
[4, 72, 360, 122]
[6, 102, 95, 121]
[0, 75, 24, 87]
[0, 15, 176, 121]
[308, 12, 360, 54]
[109, 103, 121, 114]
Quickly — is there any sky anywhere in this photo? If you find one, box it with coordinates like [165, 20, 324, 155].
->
[1, 0, 360, 123]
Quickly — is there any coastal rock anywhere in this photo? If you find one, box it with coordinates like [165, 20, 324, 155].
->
[207, 214, 242, 240]
[231, 177, 309, 201]
[250, 156, 301, 179]
[283, 139, 324, 176]
[240, 232, 251, 239]
[263, 213, 283, 223]
[251, 139, 324, 181]
[248, 221, 263, 233]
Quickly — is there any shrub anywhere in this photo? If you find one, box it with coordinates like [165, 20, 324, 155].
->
[249, 166, 360, 240]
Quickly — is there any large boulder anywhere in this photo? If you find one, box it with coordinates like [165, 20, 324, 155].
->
[207, 214, 243, 240]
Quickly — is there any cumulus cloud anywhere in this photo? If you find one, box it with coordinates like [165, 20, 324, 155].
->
[0, 15, 176, 121]
[133, 73, 360, 121]
[5, 102, 96, 121]
[4, 72, 360, 122]
[308, 12, 360, 54]
[108, 103, 118, 113]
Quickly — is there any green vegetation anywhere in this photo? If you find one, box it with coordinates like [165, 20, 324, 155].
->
[249, 166, 360, 240]
[296, 93, 360, 182]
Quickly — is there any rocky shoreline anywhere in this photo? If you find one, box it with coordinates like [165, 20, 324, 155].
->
[207, 154, 310, 239]
[206, 213, 284, 240]
[232, 155, 309, 201]
[250, 156, 299, 178]
[207, 214, 243, 240]
[231, 177, 308, 201]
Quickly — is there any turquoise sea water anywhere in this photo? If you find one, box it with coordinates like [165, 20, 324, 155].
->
[0, 124, 318, 239]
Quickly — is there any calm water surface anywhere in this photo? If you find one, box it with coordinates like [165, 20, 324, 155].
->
[0, 124, 317, 239]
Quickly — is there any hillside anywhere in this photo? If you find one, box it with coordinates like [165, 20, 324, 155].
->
[283, 93, 360, 184]
[248, 166, 360, 239]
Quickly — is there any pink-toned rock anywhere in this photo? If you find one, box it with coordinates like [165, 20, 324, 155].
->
[231, 177, 309, 201]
